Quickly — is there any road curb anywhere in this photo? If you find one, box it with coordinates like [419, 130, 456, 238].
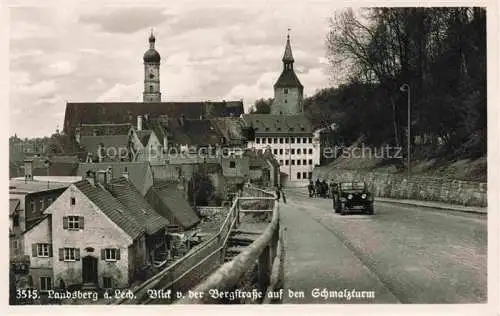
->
[375, 198, 487, 215]
[284, 188, 487, 215]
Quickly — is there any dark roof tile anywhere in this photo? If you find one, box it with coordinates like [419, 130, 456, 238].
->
[107, 177, 169, 235]
[145, 183, 200, 229]
[77, 162, 151, 195]
[74, 180, 145, 239]
[64, 102, 244, 135]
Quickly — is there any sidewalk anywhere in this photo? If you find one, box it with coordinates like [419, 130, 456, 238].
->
[284, 187, 487, 215]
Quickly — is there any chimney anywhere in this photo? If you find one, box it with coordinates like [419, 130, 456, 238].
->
[97, 143, 104, 163]
[137, 115, 143, 131]
[96, 168, 111, 186]
[86, 170, 96, 186]
[75, 126, 81, 144]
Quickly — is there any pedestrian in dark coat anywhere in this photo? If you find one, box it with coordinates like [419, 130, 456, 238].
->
[280, 185, 287, 203]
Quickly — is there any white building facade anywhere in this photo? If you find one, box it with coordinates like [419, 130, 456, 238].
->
[243, 115, 320, 187]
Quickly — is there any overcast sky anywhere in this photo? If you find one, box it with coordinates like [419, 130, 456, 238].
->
[9, 1, 341, 138]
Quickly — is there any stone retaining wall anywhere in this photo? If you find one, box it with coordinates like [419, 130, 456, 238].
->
[313, 168, 487, 207]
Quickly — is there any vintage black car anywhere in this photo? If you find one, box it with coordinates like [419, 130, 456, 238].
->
[332, 181, 374, 215]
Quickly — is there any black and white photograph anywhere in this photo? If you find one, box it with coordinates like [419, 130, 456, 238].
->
[5, 0, 496, 314]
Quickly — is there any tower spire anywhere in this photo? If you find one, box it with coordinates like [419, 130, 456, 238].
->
[149, 28, 156, 49]
[282, 28, 294, 64]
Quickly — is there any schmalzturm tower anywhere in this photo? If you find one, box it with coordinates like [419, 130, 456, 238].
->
[271, 30, 304, 115]
[143, 30, 162, 102]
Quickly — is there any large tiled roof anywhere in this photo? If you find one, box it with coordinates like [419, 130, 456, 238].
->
[77, 162, 152, 195]
[79, 135, 130, 156]
[145, 183, 200, 229]
[242, 114, 313, 135]
[210, 117, 245, 144]
[107, 177, 169, 235]
[74, 179, 145, 239]
[63, 101, 244, 135]
[274, 69, 303, 89]
[168, 118, 222, 146]
[79, 123, 132, 137]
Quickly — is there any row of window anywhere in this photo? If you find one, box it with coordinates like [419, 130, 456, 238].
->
[32, 244, 120, 262]
[273, 148, 313, 156]
[255, 137, 313, 144]
[279, 159, 313, 166]
[297, 172, 313, 180]
[28, 275, 115, 291]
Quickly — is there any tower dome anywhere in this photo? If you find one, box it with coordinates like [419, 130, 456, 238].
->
[143, 32, 161, 63]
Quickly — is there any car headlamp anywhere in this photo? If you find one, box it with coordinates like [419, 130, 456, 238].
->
[361, 194, 367, 199]
[347, 194, 353, 199]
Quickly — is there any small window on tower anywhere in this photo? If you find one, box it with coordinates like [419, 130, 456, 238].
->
[284, 88, 288, 94]
[150, 86, 153, 92]
[285, 100, 288, 103]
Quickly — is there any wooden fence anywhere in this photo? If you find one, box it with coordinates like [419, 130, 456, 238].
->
[176, 186, 284, 304]
[114, 185, 277, 304]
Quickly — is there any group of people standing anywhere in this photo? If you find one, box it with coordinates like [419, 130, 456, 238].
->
[308, 179, 331, 198]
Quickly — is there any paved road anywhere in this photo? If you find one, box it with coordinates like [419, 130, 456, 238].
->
[280, 189, 487, 304]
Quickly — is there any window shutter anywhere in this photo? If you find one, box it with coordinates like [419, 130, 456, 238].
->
[79, 216, 84, 229]
[32, 244, 38, 257]
[59, 248, 64, 261]
[101, 249, 106, 260]
[48, 244, 53, 257]
[63, 217, 68, 229]
[116, 248, 121, 260]
[75, 248, 81, 261]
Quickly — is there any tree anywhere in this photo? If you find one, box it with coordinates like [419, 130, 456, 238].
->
[323, 7, 486, 159]
[249, 98, 273, 114]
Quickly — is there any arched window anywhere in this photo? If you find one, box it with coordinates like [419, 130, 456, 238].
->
[150, 86, 153, 92]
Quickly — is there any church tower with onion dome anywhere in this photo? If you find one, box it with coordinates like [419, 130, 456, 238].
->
[143, 30, 162, 102]
[271, 31, 304, 115]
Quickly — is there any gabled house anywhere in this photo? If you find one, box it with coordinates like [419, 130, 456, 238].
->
[23, 171, 170, 291]
[129, 122, 163, 165]
[145, 182, 200, 232]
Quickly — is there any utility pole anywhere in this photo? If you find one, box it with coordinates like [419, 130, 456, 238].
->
[400, 84, 411, 180]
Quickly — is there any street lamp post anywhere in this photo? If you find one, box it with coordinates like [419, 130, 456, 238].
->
[400, 83, 411, 180]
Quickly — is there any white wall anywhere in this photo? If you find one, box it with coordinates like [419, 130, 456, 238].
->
[247, 135, 319, 185]
[44, 185, 138, 288]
